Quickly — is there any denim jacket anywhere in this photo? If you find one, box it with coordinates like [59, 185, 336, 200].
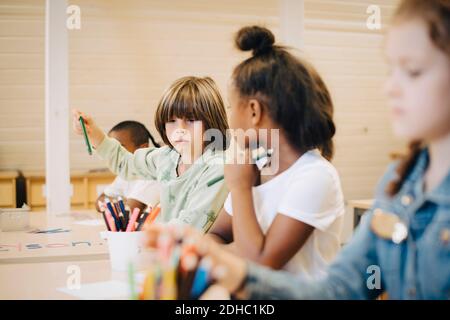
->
[245, 149, 450, 299]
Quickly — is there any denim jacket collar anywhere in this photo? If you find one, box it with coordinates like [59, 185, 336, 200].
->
[404, 148, 450, 206]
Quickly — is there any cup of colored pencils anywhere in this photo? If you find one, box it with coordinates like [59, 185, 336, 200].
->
[98, 197, 161, 271]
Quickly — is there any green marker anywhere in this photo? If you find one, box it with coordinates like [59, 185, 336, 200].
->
[206, 175, 224, 187]
[79, 116, 92, 155]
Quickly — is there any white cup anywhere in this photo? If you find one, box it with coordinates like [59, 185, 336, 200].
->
[102, 231, 146, 272]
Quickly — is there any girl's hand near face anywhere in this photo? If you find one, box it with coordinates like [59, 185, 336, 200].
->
[72, 109, 106, 148]
[224, 147, 259, 191]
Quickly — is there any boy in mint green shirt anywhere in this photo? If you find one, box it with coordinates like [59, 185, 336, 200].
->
[73, 76, 229, 232]
[96, 138, 226, 231]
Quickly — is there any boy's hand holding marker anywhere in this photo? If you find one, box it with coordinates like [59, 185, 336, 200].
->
[72, 109, 106, 150]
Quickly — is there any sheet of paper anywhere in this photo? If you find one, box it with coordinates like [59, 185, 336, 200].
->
[58, 280, 130, 300]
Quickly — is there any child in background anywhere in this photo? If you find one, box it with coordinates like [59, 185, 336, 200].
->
[95, 120, 161, 213]
[74, 76, 229, 232]
[170, 0, 450, 300]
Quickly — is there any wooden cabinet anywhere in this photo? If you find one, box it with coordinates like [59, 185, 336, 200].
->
[24, 171, 115, 210]
[0, 171, 18, 208]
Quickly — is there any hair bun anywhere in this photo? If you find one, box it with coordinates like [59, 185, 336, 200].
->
[235, 26, 275, 56]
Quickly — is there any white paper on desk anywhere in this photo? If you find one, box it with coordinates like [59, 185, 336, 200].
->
[73, 219, 104, 226]
[58, 280, 129, 300]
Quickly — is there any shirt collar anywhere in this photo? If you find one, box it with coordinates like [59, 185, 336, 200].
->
[406, 148, 450, 205]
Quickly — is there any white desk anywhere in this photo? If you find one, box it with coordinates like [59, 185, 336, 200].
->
[0, 210, 230, 300]
[0, 258, 230, 300]
[0, 260, 115, 299]
[0, 211, 109, 264]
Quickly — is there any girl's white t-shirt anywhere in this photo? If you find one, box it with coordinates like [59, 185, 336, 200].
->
[224, 149, 345, 280]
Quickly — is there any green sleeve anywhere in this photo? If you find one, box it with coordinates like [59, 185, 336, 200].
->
[169, 163, 228, 233]
[95, 136, 162, 181]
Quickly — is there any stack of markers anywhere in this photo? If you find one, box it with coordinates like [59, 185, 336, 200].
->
[135, 230, 215, 300]
[98, 197, 161, 232]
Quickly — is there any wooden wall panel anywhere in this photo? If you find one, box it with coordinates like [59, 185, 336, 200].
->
[303, 0, 405, 201]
